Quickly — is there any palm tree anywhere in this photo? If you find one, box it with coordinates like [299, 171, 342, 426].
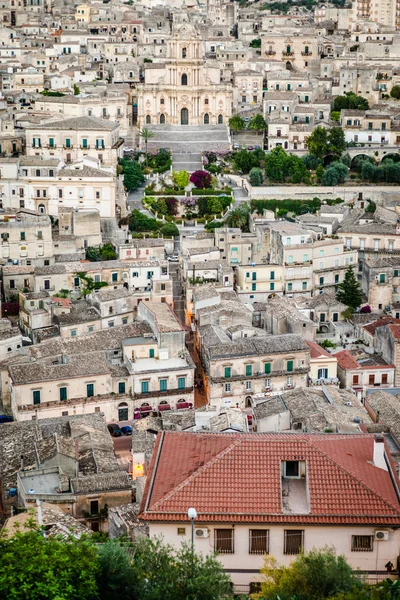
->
[140, 127, 155, 168]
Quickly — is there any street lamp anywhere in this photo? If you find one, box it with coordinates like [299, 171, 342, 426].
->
[188, 507, 197, 549]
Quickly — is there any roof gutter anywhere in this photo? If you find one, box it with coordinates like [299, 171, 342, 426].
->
[145, 430, 165, 513]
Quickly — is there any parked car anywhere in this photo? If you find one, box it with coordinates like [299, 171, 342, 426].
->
[167, 255, 179, 262]
[233, 143, 240, 150]
[107, 423, 123, 437]
[0, 414, 13, 424]
[120, 425, 132, 436]
[247, 146, 254, 151]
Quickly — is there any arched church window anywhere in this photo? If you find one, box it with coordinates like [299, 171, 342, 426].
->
[181, 73, 188, 86]
[218, 114, 223, 124]
[182, 47, 187, 58]
[146, 115, 151, 124]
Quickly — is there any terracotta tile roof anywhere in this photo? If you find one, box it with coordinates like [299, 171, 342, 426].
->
[388, 324, 400, 340]
[362, 317, 400, 336]
[305, 340, 333, 359]
[140, 432, 400, 525]
[334, 350, 360, 370]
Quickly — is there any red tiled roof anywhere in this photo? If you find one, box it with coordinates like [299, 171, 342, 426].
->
[362, 317, 400, 336]
[334, 350, 360, 370]
[140, 432, 400, 525]
[305, 340, 333, 359]
[388, 324, 400, 340]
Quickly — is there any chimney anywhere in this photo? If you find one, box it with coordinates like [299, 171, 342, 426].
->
[373, 435, 388, 471]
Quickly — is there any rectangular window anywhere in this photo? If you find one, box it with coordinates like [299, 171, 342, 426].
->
[112, 272, 118, 282]
[369, 374, 375, 385]
[90, 500, 99, 515]
[178, 377, 186, 389]
[353, 375, 359, 385]
[287, 282, 293, 292]
[20, 232, 25, 241]
[149, 348, 155, 358]
[87, 383, 94, 397]
[351, 535, 373, 552]
[270, 282, 275, 291]
[33, 390, 41, 405]
[284, 530, 304, 555]
[335, 274, 339, 283]
[270, 271, 275, 280]
[395, 270, 399, 277]
[118, 381, 126, 394]
[224, 383, 231, 393]
[380, 273, 385, 284]
[249, 530, 269, 555]
[59, 387, 67, 401]
[319, 277, 324, 286]
[141, 381, 149, 394]
[82, 138, 88, 149]
[224, 367, 231, 378]
[49, 137, 54, 148]
[71, 329, 77, 337]
[246, 365, 253, 377]
[252, 283, 257, 291]
[65, 138, 71, 148]
[287, 360, 293, 372]
[252, 272, 257, 281]
[382, 374, 388, 384]
[264, 362, 271, 375]
[160, 379, 168, 392]
[302, 281, 307, 290]
[215, 529, 234, 554]
[88, 326, 94, 333]
[333, 313, 338, 322]
[177, 527, 186, 535]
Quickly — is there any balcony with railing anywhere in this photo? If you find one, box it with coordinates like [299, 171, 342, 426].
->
[40, 285, 55, 291]
[282, 51, 294, 56]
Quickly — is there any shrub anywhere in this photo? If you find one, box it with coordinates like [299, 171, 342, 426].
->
[360, 304, 372, 313]
[160, 222, 179, 237]
[172, 170, 189, 188]
[321, 162, 348, 185]
[249, 167, 263, 186]
[189, 170, 213, 189]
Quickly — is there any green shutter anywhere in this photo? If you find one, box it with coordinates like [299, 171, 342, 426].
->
[149, 348, 155, 358]
[141, 381, 149, 393]
[160, 379, 167, 391]
[118, 382, 126, 394]
[246, 365, 252, 377]
[60, 387, 67, 401]
[87, 384, 94, 397]
[287, 361, 293, 372]
[33, 390, 41, 405]
[178, 377, 185, 390]
[264, 362, 271, 375]
[224, 367, 231, 378]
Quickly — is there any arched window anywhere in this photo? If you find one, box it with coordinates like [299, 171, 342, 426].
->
[218, 114, 223, 124]
[38, 204, 45, 214]
[182, 47, 187, 58]
[181, 73, 188, 86]
[160, 113, 165, 124]
[160, 97, 165, 105]
[146, 115, 151, 124]
[204, 113, 209, 124]
[204, 98, 209, 105]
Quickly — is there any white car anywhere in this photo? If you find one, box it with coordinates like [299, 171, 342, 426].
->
[167, 255, 179, 262]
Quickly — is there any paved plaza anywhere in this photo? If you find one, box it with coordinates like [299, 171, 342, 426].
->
[146, 125, 230, 153]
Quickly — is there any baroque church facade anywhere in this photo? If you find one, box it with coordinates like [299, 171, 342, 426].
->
[136, 20, 233, 127]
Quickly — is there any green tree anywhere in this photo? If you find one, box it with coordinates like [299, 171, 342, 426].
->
[249, 167, 263, 186]
[208, 197, 223, 214]
[160, 222, 179, 237]
[256, 548, 361, 600]
[264, 147, 309, 183]
[321, 162, 348, 185]
[331, 110, 341, 121]
[100, 243, 118, 260]
[248, 114, 266, 131]
[228, 115, 245, 132]
[391, 85, 400, 99]
[131, 537, 232, 600]
[302, 154, 322, 170]
[73, 83, 80, 96]
[75, 272, 108, 297]
[0, 527, 99, 600]
[140, 127, 155, 168]
[172, 170, 189, 189]
[233, 149, 260, 173]
[226, 202, 250, 231]
[121, 159, 145, 192]
[129, 209, 160, 232]
[328, 126, 346, 158]
[96, 539, 136, 600]
[336, 265, 363, 310]
[249, 38, 261, 48]
[333, 92, 369, 112]
[306, 126, 328, 159]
